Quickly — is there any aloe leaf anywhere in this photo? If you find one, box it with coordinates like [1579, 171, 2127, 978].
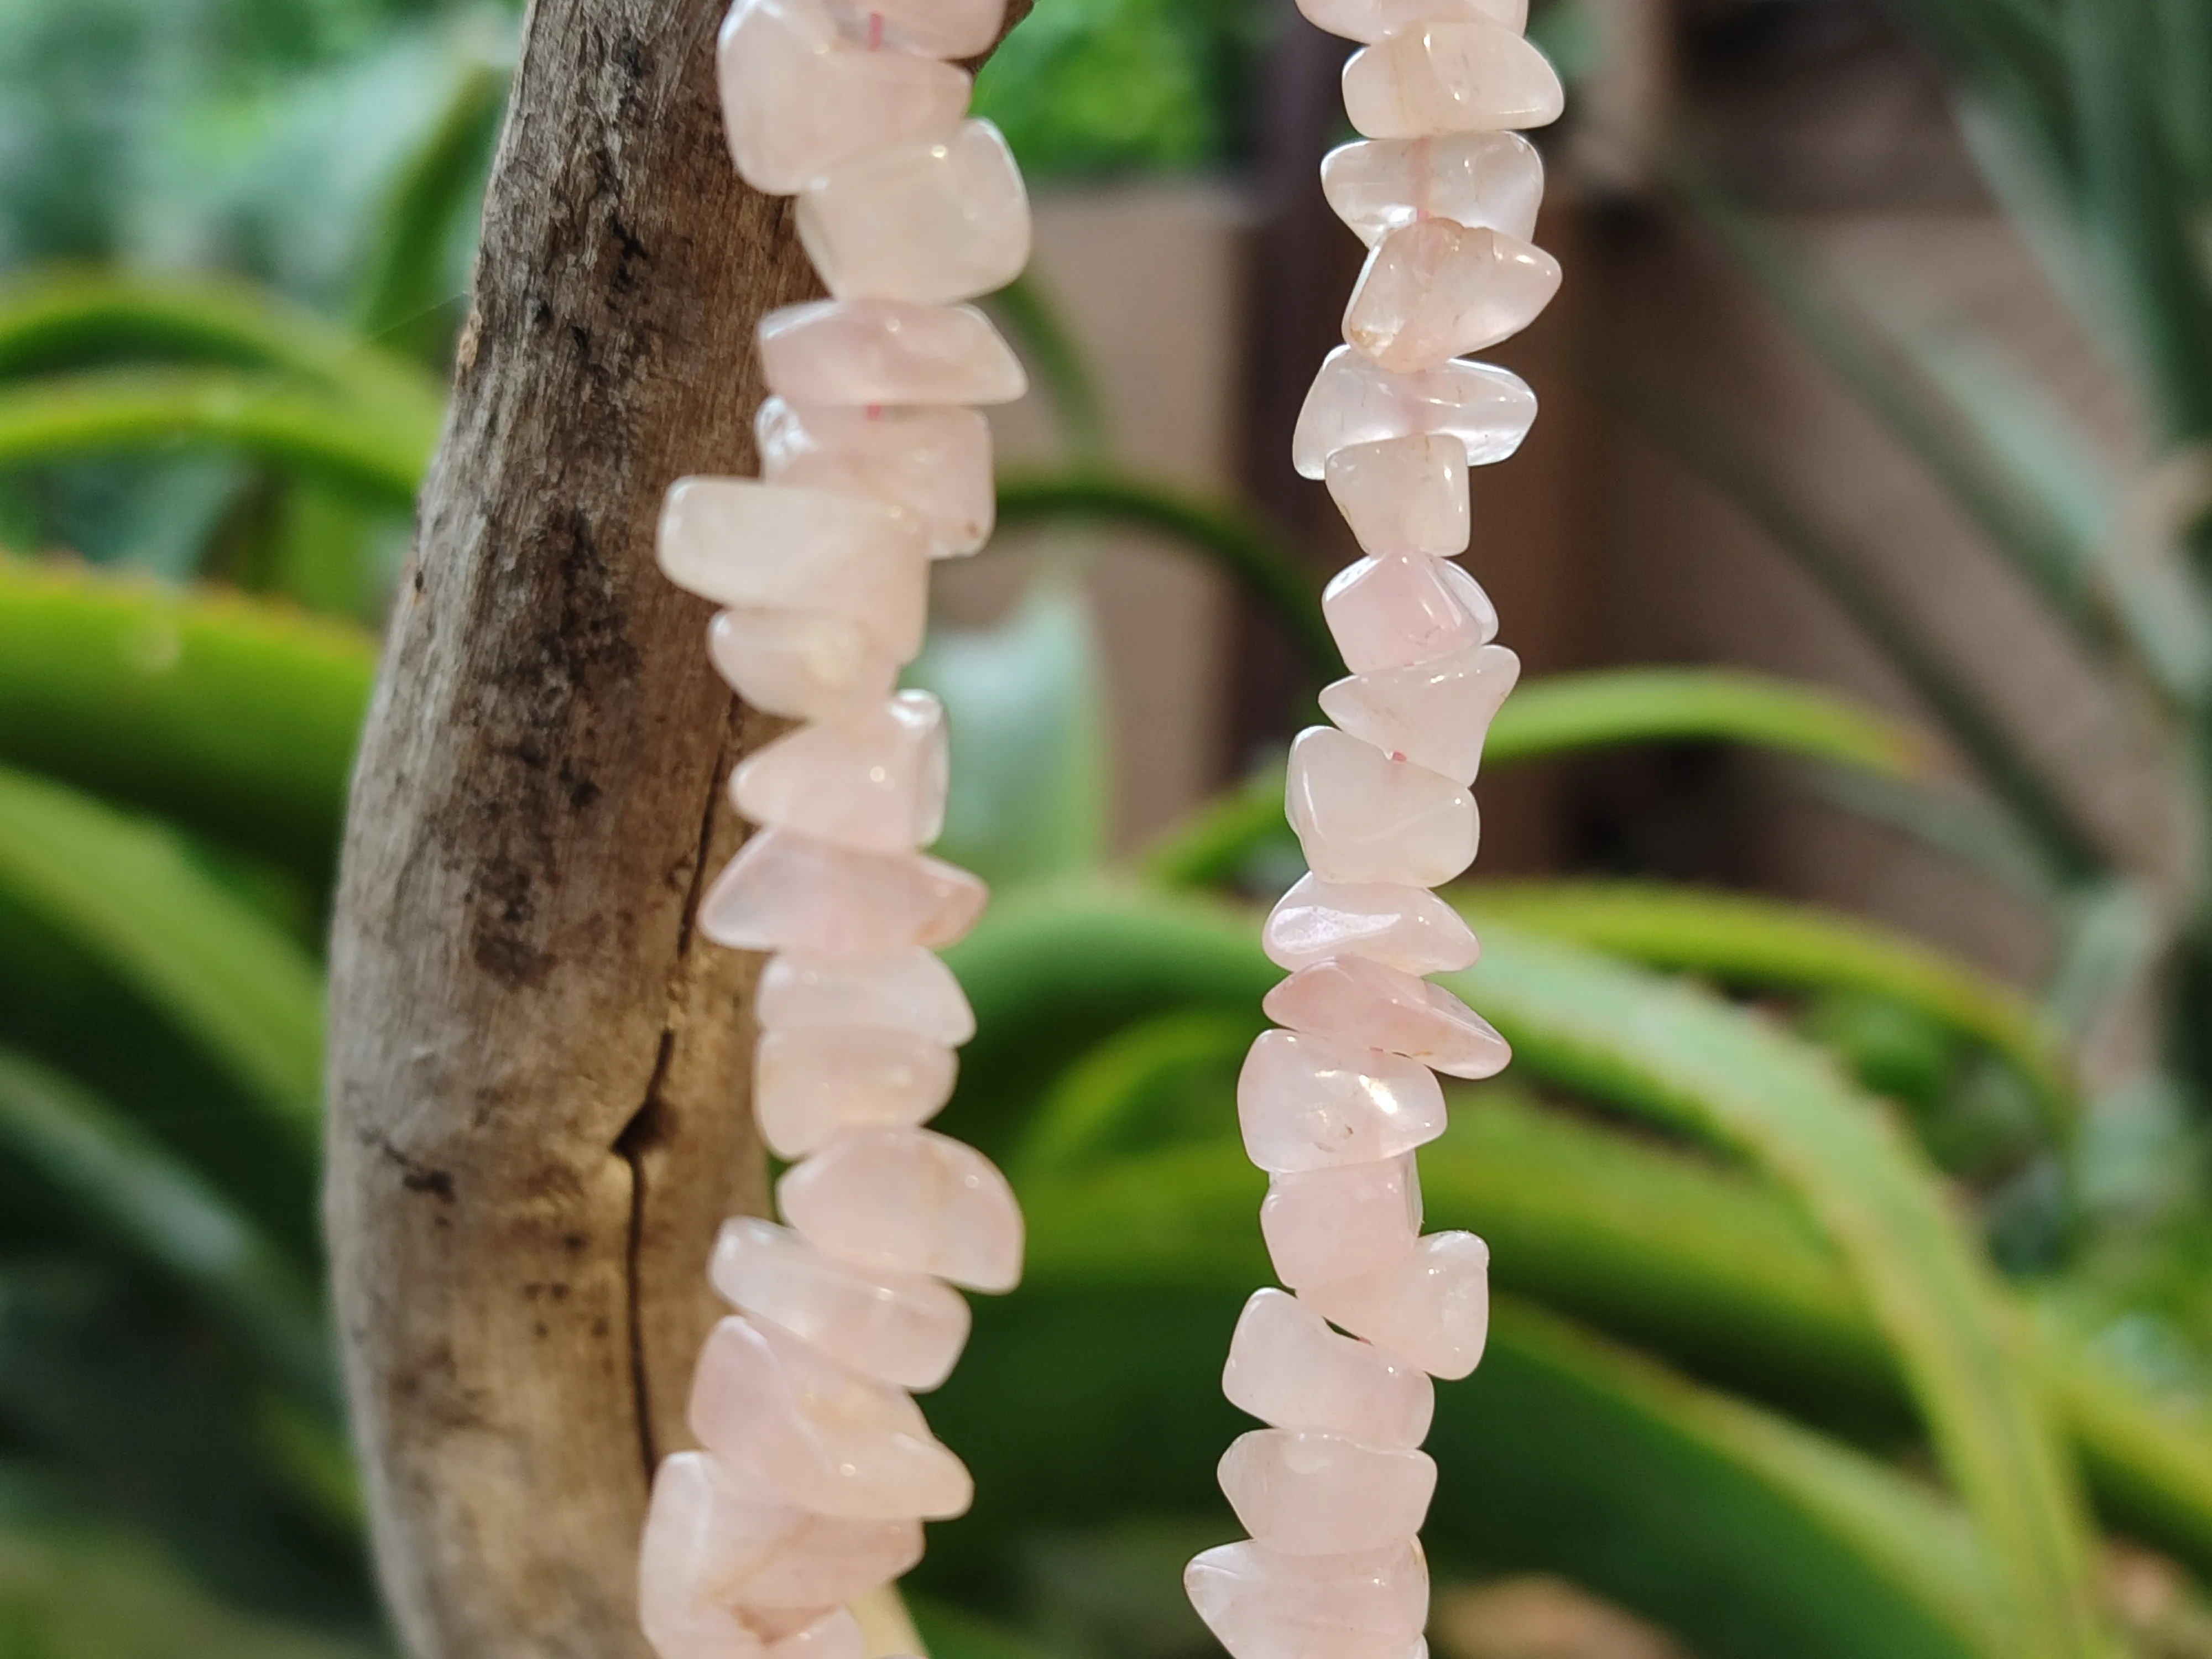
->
[1008, 1005, 1255, 1181]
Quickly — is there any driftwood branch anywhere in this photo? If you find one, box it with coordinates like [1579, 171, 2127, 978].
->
[325, 4, 1027, 1655]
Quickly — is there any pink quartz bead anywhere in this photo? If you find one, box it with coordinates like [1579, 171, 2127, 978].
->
[710, 1217, 969, 1391]
[1297, 0, 1526, 43]
[1263, 875, 1479, 976]
[798, 121, 1032, 305]
[779, 1126, 1023, 1292]
[1341, 22, 1564, 139]
[717, 0, 971, 196]
[822, 0, 1006, 58]
[1293, 347, 1535, 479]
[1321, 642, 1520, 785]
[1218, 1429, 1438, 1555]
[1302, 1231, 1491, 1380]
[753, 1025, 957, 1159]
[1265, 956, 1508, 1080]
[731, 691, 950, 854]
[707, 609, 901, 725]
[1186, 1541, 1430, 1659]
[1321, 134, 1545, 247]
[759, 301, 1027, 406]
[1260, 1152, 1421, 1287]
[699, 830, 988, 958]
[643, 1564, 860, 1659]
[1344, 220, 1562, 371]
[1237, 1029, 1447, 1174]
[1286, 726, 1479, 888]
[1223, 1289, 1434, 1449]
[756, 948, 976, 1046]
[1324, 436, 1469, 559]
[758, 399, 995, 558]
[688, 1316, 973, 1520]
[1323, 554, 1496, 674]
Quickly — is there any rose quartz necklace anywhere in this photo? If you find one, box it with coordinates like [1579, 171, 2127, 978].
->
[635, 0, 1562, 1655]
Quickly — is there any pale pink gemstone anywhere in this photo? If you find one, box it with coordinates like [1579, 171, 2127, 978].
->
[1321, 134, 1545, 247]
[731, 692, 950, 854]
[1223, 1289, 1434, 1449]
[1302, 1232, 1491, 1379]
[773, 1612, 863, 1659]
[757, 949, 975, 1046]
[1321, 643, 1519, 785]
[754, 1026, 958, 1158]
[759, 301, 1027, 406]
[798, 121, 1031, 305]
[1264, 957, 1508, 1080]
[659, 479, 929, 658]
[642, 1539, 862, 1659]
[1324, 436, 1469, 558]
[1293, 347, 1535, 479]
[1344, 220, 1562, 371]
[688, 1317, 973, 1519]
[700, 829, 988, 958]
[707, 609, 901, 725]
[1186, 1541, 1429, 1659]
[758, 399, 993, 559]
[1260, 1153, 1421, 1287]
[1264, 875, 1479, 976]
[710, 1217, 969, 1391]
[717, 0, 971, 195]
[1237, 1029, 1447, 1174]
[1218, 1430, 1437, 1556]
[1286, 727, 1478, 888]
[779, 1127, 1022, 1292]
[1341, 22, 1565, 139]
[1298, 0, 1526, 43]
[823, 0, 1005, 58]
[1323, 554, 1496, 674]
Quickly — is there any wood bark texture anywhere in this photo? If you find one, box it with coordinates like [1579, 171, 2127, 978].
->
[324, 5, 1027, 1656]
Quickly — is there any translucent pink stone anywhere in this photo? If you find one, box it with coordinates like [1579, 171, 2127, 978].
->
[1292, 347, 1535, 478]
[1302, 1231, 1491, 1379]
[699, 829, 988, 958]
[1344, 220, 1561, 371]
[1186, 1541, 1430, 1659]
[757, 949, 976, 1046]
[1286, 726, 1479, 888]
[1263, 875, 1479, 976]
[1324, 436, 1468, 558]
[717, 0, 971, 195]
[823, 0, 1005, 58]
[758, 399, 995, 558]
[1219, 1430, 1438, 1555]
[688, 1317, 973, 1519]
[1341, 22, 1565, 139]
[759, 301, 1027, 406]
[1223, 1289, 1434, 1449]
[779, 1127, 1022, 1291]
[1323, 554, 1496, 674]
[1321, 134, 1545, 247]
[754, 1026, 958, 1158]
[710, 1218, 969, 1391]
[797, 121, 1031, 305]
[1260, 1153, 1421, 1287]
[731, 692, 950, 854]
[1298, 0, 1526, 43]
[659, 479, 930, 658]
[1320, 642, 1520, 785]
[1237, 1029, 1447, 1174]
[642, 1532, 862, 1659]
[707, 609, 901, 724]
[1264, 957, 1508, 1081]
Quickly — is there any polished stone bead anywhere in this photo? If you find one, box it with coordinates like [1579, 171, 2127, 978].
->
[1260, 1153, 1421, 1287]
[1286, 726, 1479, 888]
[1223, 1289, 1434, 1449]
[1292, 347, 1535, 478]
[1324, 436, 1469, 557]
[1265, 956, 1507, 1081]
[710, 1217, 969, 1391]
[798, 121, 1031, 305]
[759, 301, 1027, 406]
[1237, 1029, 1448, 1175]
[700, 829, 988, 958]
[1302, 1231, 1490, 1379]
[823, 0, 1005, 57]
[1344, 220, 1561, 370]
[717, 0, 971, 195]
[1320, 642, 1519, 785]
[754, 1025, 958, 1158]
[1219, 1429, 1438, 1555]
[707, 609, 902, 725]
[1297, 0, 1525, 43]
[731, 691, 950, 854]
[758, 399, 995, 558]
[779, 1127, 1022, 1292]
[1263, 875, 1480, 976]
[1321, 133, 1545, 247]
[1323, 554, 1497, 675]
[1342, 20, 1565, 138]
[756, 949, 976, 1046]
[1186, 1541, 1430, 1659]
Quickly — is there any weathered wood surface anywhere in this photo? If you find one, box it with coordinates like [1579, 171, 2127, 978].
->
[325, 5, 1026, 1655]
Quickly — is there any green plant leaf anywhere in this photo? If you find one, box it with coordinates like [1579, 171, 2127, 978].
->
[985, 273, 1110, 462]
[1008, 1005, 1255, 1181]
